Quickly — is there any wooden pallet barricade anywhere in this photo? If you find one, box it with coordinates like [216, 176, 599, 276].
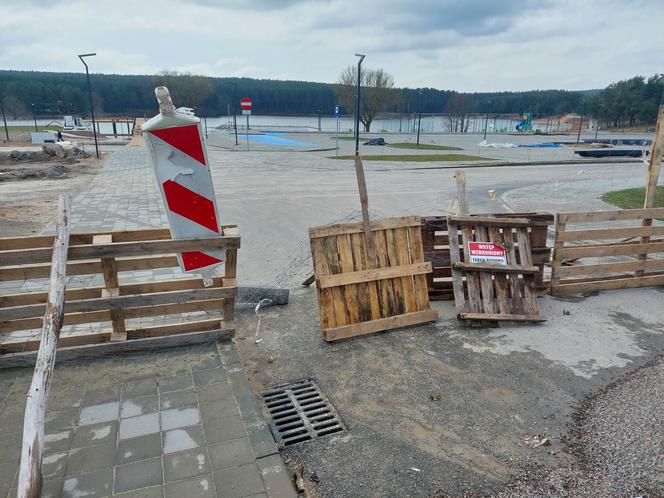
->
[448, 216, 546, 322]
[421, 213, 552, 301]
[0, 226, 239, 358]
[309, 216, 438, 342]
[551, 208, 664, 295]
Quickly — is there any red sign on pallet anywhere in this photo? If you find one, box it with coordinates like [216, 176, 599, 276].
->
[468, 242, 507, 265]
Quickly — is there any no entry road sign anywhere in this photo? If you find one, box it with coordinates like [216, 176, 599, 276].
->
[240, 97, 252, 115]
[468, 241, 507, 265]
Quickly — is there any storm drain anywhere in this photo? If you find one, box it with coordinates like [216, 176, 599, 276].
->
[260, 379, 345, 447]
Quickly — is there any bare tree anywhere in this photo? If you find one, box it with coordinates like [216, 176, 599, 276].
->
[2, 95, 27, 119]
[153, 70, 214, 109]
[335, 66, 399, 132]
[444, 93, 471, 133]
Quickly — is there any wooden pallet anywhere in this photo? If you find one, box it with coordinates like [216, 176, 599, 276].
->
[309, 216, 438, 342]
[421, 213, 552, 300]
[448, 216, 545, 322]
[551, 208, 664, 295]
[0, 226, 239, 357]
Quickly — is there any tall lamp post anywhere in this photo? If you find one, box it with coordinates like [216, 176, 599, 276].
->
[354, 53, 365, 156]
[416, 90, 423, 146]
[576, 102, 585, 145]
[483, 101, 491, 140]
[232, 82, 239, 146]
[0, 94, 8, 141]
[78, 53, 100, 159]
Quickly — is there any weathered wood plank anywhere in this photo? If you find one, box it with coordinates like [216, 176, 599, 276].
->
[323, 308, 438, 342]
[552, 273, 664, 295]
[452, 262, 539, 274]
[336, 234, 359, 324]
[459, 312, 546, 322]
[558, 207, 664, 224]
[318, 262, 432, 289]
[554, 258, 664, 277]
[446, 221, 466, 313]
[560, 225, 664, 241]
[515, 228, 539, 317]
[488, 226, 510, 315]
[448, 216, 531, 227]
[309, 216, 421, 238]
[557, 240, 664, 260]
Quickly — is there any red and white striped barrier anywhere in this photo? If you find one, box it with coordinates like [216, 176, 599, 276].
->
[142, 87, 224, 274]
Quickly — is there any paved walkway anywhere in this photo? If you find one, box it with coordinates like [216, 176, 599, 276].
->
[0, 341, 295, 498]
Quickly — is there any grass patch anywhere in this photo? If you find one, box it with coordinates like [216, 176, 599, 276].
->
[5, 125, 60, 132]
[331, 136, 363, 141]
[601, 186, 664, 209]
[328, 154, 491, 162]
[387, 142, 462, 151]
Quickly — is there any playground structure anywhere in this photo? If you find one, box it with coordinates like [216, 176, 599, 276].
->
[515, 112, 533, 132]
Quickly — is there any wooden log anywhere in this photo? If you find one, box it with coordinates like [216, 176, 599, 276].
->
[353, 155, 375, 261]
[18, 194, 71, 498]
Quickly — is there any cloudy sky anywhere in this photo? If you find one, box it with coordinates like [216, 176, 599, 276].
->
[1, 0, 661, 92]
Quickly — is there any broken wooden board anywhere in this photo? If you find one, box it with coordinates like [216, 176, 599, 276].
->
[309, 216, 438, 341]
[448, 215, 545, 323]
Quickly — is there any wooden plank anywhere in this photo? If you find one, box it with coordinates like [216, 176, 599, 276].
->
[317, 260, 431, 289]
[310, 237, 333, 330]
[554, 258, 664, 278]
[447, 221, 466, 313]
[503, 227, 524, 314]
[560, 225, 664, 241]
[408, 226, 430, 312]
[309, 216, 421, 239]
[459, 312, 546, 322]
[515, 227, 539, 317]
[558, 207, 664, 224]
[323, 236, 348, 327]
[301, 273, 315, 287]
[1, 236, 240, 267]
[553, 273, 664, 295]
[459, 221, 482, 313]
[455, 170, 468, 214]
[323, 308, 438, 342]
[336, 234, 359, 324]
[1, 287, 237, 321]
[474, 226, 497, 314]
[18, 194, 70, 498]
[373, 230, 396, 317]
[394, 228, 418, 314]
[385, 228, 406, 315]
[452, 262, 539, 274]
[353, 155, 376, 261]
[488, 226, 510, 315]
[348, 232, 372, 322]
[361, 230, 382, 321]
[448, 216, 531, 227]
[557, 240, 664, 259]
[0, 328, 234, 368]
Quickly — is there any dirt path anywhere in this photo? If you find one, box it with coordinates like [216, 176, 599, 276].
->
[0, 151, 104, 236]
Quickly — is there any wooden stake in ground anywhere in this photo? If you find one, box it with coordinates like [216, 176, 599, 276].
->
[18, 194, 71, 498]
[354, 154, 375, 261]
[636, 104, 664, 276]
[455, 170, 468, 215]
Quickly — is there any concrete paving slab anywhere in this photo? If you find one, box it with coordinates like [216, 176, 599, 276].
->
[116, 433, 163, 465]
[162, 425, 205, 454]
[163, 447, 211, 482]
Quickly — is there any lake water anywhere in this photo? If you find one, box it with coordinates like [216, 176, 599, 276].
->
[7, 114, 571, 135]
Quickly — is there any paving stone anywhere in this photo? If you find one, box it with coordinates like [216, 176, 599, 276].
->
[62, 468, 113, 498]
[199, 398, 239, 425]
[192, 368, 227, 387]
[7, 477, 64, 498]
[160, 389, 197, 410]
[256, 454, 298, 498]
[119, 412, 160, 440]
[42, 452, 68, 479]
[116, 432, 163, 464]
[71, 421, 117, 449]
[44, 430, 72, 454]
[121, 395, 159, 418]
[114, 457, 163, 494]
[0, 462, 17, 492]
[45, 408, 79, 431]
[163, 447, 210, 482]
[190, 354, 222, 372]
[81, 386, 121, 406]
[115, 485, 164, 498]
[158, 374, 193, 393]
[164, 474, 215, 498]
[213, 463, 265, 498]
[208, 437, 255, 470]
[162, 425, 205, 454]
[195, 383, 234, 404]
[202, 415, 247, 444]
[122, 377, 158, 399]
[79, 402, 119, 426]
[66, 442, 115, 475]
[160, 407, 200, 431]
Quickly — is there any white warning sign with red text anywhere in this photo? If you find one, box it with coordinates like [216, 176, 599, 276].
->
[142, 87, 224, 274]
[468, 242, 507, 265]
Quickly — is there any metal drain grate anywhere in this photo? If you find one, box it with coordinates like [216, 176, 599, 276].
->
[260, 379, 345, 447]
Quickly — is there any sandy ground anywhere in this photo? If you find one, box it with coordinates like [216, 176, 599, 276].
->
[0, 150, 104, 236]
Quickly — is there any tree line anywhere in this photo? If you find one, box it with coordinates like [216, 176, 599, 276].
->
[0, 69, 661, 131]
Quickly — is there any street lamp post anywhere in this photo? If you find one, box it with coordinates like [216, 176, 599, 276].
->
[1, 95, 9, 141]
[31, 104, 38, 132]
[232, 82, 239, 146]
[78, 53, 100, 159]
[354, 54, 365, 156]
[483, 110, 490, 140]
[416, 90, 423, 147]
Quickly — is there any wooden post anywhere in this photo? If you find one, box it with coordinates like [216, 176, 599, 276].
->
[636, 104, 664, 276]
[221, 226, 238, 322]
[18, 195, 71, 498]
[455, 170, 468, 215]
[92, 234, 126, 341]
[354, 154, 375, 261]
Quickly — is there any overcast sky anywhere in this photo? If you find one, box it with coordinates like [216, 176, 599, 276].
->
[1, 0, 661, 92]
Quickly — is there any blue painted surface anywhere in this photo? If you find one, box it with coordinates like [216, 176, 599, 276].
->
[241, 133, 316, 148]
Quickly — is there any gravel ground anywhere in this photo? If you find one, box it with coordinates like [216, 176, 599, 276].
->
[488, 355, 664, 498]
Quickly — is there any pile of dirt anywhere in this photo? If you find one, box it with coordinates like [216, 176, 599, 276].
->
[0, 164, 69, 182]
[1, 146, 90, 165]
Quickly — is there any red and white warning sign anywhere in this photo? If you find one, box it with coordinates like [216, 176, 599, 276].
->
[468, 242, 507, 265]
[142, 86, 224, 274]
[240, 97, 252, 115]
